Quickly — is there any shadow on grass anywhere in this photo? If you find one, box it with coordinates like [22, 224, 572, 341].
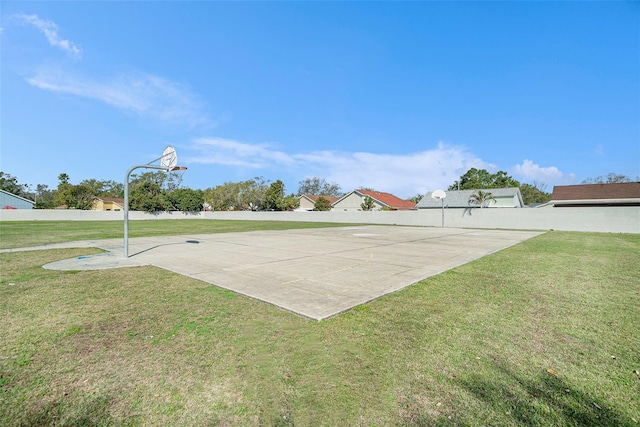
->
[15, 393, 138, 427]
[464, 365, 634, 426]
[406, 360, 636, 426]
[402, 362, 638, 427]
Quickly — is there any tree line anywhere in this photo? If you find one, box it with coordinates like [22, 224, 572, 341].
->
[446, 168, 552, 204]
[0, 171, 203, 213]
[447, 168, 636, 205]
[203, 177, 343, 212]
[0, 172, 343, 213]
[1, 170, 636, 212]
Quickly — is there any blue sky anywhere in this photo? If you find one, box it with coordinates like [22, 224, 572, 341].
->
[2, 1, 638, 198]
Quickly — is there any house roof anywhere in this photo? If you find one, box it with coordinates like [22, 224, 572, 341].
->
[416, 188, 523, 208]
[300, 194, 340, 204]
[97, 196, 124, 202]
[0, 189, 36, 205]
[551, 183, 640, 201]
[334, 190, 416, 209]
[95, 197, 125, 206]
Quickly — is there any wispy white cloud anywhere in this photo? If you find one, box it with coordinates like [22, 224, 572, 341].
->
[511, 159, 576, 186]
[183, 139, 497, 197]
[184, 138, 579, 196]
[27, 67, 209, 128]
[17, 14, 82, 59]
[293, 143, 495, 196]
[15, 14, 210, 128]
[185, 137, 295, 168]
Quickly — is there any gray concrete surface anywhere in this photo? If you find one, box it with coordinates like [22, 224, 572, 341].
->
[10, 226, 543, 320]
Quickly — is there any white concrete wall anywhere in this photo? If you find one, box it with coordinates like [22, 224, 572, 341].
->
[1, 207, 638, 233]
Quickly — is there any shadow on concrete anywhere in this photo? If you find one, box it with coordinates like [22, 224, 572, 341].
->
[130, 239, 200, 257]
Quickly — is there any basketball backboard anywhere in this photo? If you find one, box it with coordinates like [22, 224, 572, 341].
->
[161, 146, 177, 170]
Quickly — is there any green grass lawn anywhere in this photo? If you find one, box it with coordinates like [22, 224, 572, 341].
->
[0, 219, 358, 250]
[0, 222, 638, 426]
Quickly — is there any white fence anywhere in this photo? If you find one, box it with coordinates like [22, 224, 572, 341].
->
[1, 207, 638, 233]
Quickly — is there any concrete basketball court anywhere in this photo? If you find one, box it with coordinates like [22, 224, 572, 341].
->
[32, 226, 542, 320]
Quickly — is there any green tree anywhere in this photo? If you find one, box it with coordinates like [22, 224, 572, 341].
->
[57, 173, 70, 186]
[53, 184, 96, 210]
[70, 184, 96, 210]
[409, 194, 423, 203]
[205, 182, 236, 211]
[34, 184, 56, 209]
[281, 194, 300, 211]
[53, 173, 128, 209]
[129, 181, 168, 213]
[54, 173, 74, 207]
[449, 168, 520, 190]
[313, 196, 332, 211]
[107, 181, 124, 198]
[79, 179, 124, 197]
[240, 177, 269, 210]
[204, 177, 269, 211]
[52, 174, 96, 209]
[0, 172, 27, 196]
[468, 190, 496, 208]
[264, 180, 285, 210]
[297, 177, 342, 197]
[520, 182, 551, 205]
[492, 171, 521, 188]
[361, 196, 375, 211]
[130, 171, 183, 192]
[167, 188, 204, 212]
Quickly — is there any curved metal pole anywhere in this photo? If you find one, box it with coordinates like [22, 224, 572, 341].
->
[124, 164, 168, 258]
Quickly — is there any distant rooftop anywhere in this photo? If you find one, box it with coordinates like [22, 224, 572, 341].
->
[416, 188, 523, 208]
[301, 194, 340, 205]
[356, 190, 416, 209]
[550, 182, 640, 206]
[551, 182, 640, 200]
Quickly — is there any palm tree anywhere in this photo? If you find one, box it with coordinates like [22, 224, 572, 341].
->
[468, 190, 496, 208]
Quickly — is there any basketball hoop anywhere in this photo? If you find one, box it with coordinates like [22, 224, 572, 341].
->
[161, 146, 178, 170]
[431, 189, 446, 228]
[167, 165, 187, 188]
[431, 189, 446, 200]
[123, 146, 188, 258]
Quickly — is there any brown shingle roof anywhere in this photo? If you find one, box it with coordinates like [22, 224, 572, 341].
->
[98, 197, 125, 204]
[303, 195, 340, 204]
[551, 183, 640, 201]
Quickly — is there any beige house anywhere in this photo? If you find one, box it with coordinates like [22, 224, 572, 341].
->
[332, 190, 416, 211]
[93, 197, 125, 211]
[298, 195, 340, 211]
